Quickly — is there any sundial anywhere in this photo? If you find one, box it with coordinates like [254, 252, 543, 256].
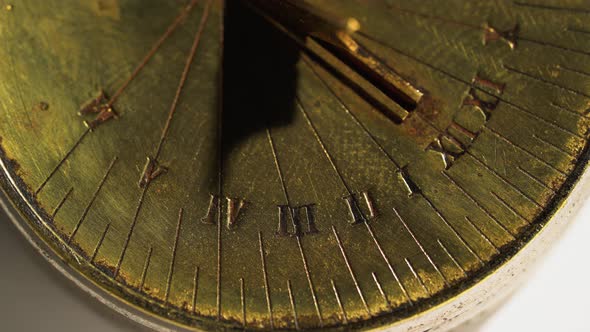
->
[1, 0, 589, 331]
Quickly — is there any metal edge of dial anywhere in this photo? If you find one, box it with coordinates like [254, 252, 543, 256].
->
[1, 138, 589, 332]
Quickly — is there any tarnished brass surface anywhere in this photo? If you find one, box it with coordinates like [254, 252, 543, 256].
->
[1, 1, 589, 331]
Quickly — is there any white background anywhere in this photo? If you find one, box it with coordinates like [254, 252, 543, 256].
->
[0, 199, 588, 332]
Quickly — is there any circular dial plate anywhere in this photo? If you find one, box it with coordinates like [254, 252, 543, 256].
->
[1, 0, 589, 330]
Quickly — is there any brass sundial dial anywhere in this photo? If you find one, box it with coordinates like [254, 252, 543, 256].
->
[1, 0, 589, 331]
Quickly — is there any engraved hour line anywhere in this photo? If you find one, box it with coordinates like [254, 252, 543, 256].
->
[51, 187, 73, 218]
[491, 191, 532, 223]
[165, 208, 184, 302]
[68, 157, 118, 243]
[404, 258, 431, 295]
[114, 3, 211, 279]
[503, 65, 590, 113]
[437, 239, 467, 278]
[302, 59, 484, 268]
[393, 208, 450, 287]
[371, 272, 391, 309]
[560, 65, 590, 80]
[332, 226, 372, 316]
[532, 134, 577, 158]
[513, 1, 590, 13]
[567, 27, 590, 35]
[140, 247, 154, 290]
[215, 0, 224, 320]
[35, 129, 89, 195]
[550, 101, 589, 118]
[330, 279, 348, 324]
[420, 190, 484, 265]
[192, 266, 200, 313]
[287, 280, 300, 330]
[266, 128, 324, 326]
[517, 166, 557, 193]
[34, 0, 199, 195]
[240, 277, 246, 327]
[296, 89, 421, 303]
[464, 216, 500, 254]
[258, 232, 274, 330]
[441, 172, 517, 238]
[91, 223, 111, 263]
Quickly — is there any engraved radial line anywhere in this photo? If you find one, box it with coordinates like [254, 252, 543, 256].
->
[363, 222, 412, 305]
[371, 272, 391, 309]
[52, 187, 73, 218]
[442, 172, 516, 238]
[490, 98, 584, 140]
[503, 65, 590, 102]
[404, 258, 430, 295]
[165, 208, 184, 302]
[115, 185, 149, 278]
[68, 156, 118, 243]
[332, 226, 371, 315]
[215, 0, 224, 320]
[287, 280, 300, 330]
[519, 37, 590, 58]
[386, 4, 480, 31]
[416, 185, 484, 264]
[106, 0, 200, 107]
[437, 239, 467, 277]
[140, 247, 154, 290]
[296, 99, 353, 194]
[115, 1, 212, 280]
[192, 266, 200, 313]
[240, 278, 246, 327]
[491, 192, 531, 223]
[560, 65, 590, 79]
[513, 1, 590, 13]
[517, 166, 556, 192]
[154, 0, 212, 159]
[36, 129, 89, 194]
[550, 101, 588, 118]
[464, 216, 500, 253]
[532, 134, 577, 158]
[266, 128, 324, 325]
[568, 27, 590, 35]
[393, 208, 450, 287]
[258, 232, 274, 330]
[330, 280, 348, 324]
[91, 223, 111, 263]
